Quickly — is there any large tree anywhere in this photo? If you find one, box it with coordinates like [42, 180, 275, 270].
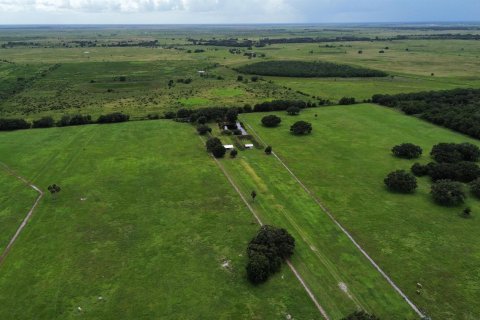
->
[290, 121, 312, 135]
[261, 115, 282, 127]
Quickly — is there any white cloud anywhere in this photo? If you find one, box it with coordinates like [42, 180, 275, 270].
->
[0, 0, 266, 13]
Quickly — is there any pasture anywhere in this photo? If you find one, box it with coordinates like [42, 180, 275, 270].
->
[239, 104, 480, 319]
[0, 120, 318, 319]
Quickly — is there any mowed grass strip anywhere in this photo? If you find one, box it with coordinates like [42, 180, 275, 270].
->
[0, 121, 318, 319]
[220, 142, 416, 319]
[240, 104, 480, 319]
[0, 170, 38, 254]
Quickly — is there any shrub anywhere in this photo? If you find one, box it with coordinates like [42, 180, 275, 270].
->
[97, 112, 129, 124]
[57, 114, 91, 127]
[431, 143, 464, 163]
[339, 97, 356, 105]
[230, 149, 238, 158]
[206, 137, 223, 152]
[32, 116, 54, 128]
[147, 113, 160, 120]
[286, 106, 300, 115]
[456, 143, 480, 162]
[411, 163, 429, 177]
[470, 178, 480, 198]
[196, 116, 207, 124]
[341, 311, 380, 320]
[176, 108, 190, 119]
[261, 115, 282, 127]
[211, 144, 226, 158]
[431, 180, 465, 206]
[384, 170, 417, 193]
[428, 162, 480, 182]
[290, 121, 312, 135]
[196, 125, 212, 135]
[265, 146, 272, 155]
[392, 143, 422, 159]
[0, 118, 31, 131]
[164, 111, 176, 119]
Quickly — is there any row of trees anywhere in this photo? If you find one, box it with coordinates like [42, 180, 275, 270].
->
[373, 88, 480, 139]
[0, 112, 131, 131]
[246, 225, 295, 284]
[170, 100, 322, 124]
[236, 60, 387, 78]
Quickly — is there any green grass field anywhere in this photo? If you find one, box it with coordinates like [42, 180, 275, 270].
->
[2, 25, 480, 319]
[239, 104, 480, 319]
[0, 121, 319, 319]
[0, 171, 38, 253]
[218, 143, 416, 319]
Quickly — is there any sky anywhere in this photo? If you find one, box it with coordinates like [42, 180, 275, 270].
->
[0, 0, 478, 24]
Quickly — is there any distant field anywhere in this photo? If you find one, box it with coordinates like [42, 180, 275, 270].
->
[268, 75, 476, 101]
[240, 104, 480, 319]
[0, 121, 318, 319]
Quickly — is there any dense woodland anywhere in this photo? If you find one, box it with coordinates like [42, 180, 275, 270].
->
[373, 89, 480, 139]
[237, 61, 387, 78]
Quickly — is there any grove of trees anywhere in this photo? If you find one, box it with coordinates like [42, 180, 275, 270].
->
[236, 61, 387, 78]
[373, 88, 480, 139]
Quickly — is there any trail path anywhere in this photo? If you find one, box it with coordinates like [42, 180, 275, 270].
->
[0, 162, 44, 265]
[245, 122, 425, 318]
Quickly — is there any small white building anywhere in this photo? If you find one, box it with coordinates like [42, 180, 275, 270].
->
[224, 145, 234, 150]
[198, 70, 206, 76]
[245, 144, 254, 149]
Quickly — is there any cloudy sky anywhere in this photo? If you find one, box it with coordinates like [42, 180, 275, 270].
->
[0, 0, 478, 24]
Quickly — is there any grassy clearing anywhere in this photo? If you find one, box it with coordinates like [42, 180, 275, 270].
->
[240, 104, 480, 319]
[0, 121, 318, 319]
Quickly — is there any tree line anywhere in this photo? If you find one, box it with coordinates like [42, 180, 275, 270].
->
[168, 99, 323, 124]
[236, 60, 387, 78]
[0, 112, 130, 131]
[373, 88, 480, 139]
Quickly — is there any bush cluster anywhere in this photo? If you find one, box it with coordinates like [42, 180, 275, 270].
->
[246, 225, 295, 284]
[384, 170, 417, 193]
[97, 112, 130, 124]
[431, 180, 465, 206]
[392, 143, 423, 159]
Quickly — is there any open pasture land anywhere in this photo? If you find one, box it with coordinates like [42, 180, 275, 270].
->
[239, 104, 480, 319]
[217, 139, 416, 319]
[0, 120, 319, 319]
